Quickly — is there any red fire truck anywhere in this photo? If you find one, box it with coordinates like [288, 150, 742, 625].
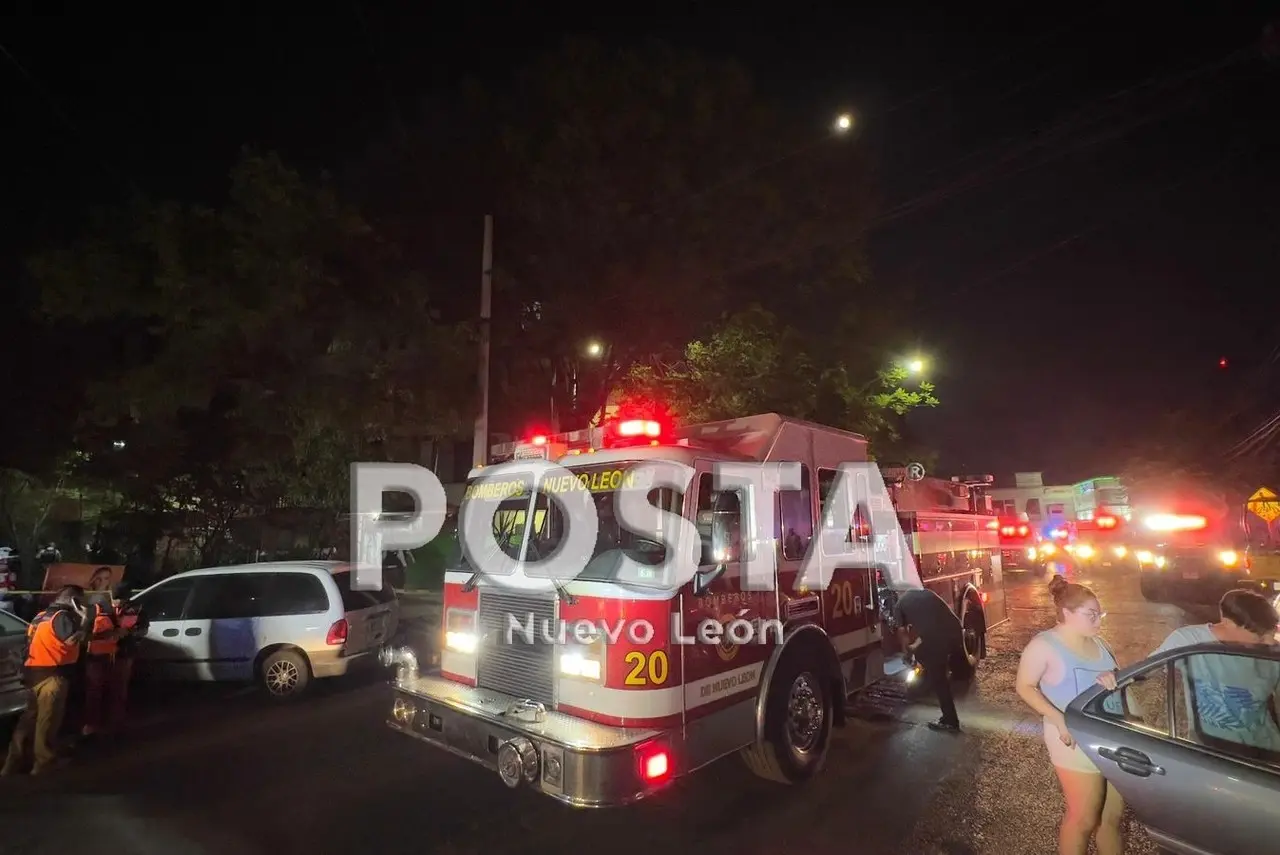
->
[381, 413, 1006, 806]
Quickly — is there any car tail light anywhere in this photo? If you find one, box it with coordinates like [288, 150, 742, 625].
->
[326, 618, 349, 646]
[636, 743, 671, 783]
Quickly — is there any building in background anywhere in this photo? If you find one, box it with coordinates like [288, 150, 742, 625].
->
[988, 472, 1078, 526]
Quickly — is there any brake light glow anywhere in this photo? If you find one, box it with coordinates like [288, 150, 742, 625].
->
[1143, 513, 1207, 532]
[326, 618, 349, 646]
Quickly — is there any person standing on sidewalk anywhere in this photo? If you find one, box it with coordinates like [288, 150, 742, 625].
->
[893, 585, 965, 732]
[1, 585, 90, 776]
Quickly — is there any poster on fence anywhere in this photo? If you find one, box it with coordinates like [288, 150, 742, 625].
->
[39, 563, 125, 608]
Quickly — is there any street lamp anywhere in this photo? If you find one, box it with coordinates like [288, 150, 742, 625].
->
[907, 358, 925, 375]
[585, 341, 604, 358]
[833, 113, 854, 134]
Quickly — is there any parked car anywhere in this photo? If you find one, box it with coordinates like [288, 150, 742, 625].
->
[0, 608, 30, 717]
[129, 561, 399, 699]
[1066, 641, 1280, 854]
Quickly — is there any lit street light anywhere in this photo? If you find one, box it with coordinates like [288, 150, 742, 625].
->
[906, 358, 925, 375]
[834, 113, 854, 133]
[585, 341, 604, 358]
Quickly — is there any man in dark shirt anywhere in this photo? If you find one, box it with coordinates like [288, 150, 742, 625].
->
[2, 586, 90, 774]
[893, 586, 964, 732]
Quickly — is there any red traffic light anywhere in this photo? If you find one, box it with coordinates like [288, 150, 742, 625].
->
[1219, 357, 1228, 368]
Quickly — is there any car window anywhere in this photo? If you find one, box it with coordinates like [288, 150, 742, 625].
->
[1087, 649, 1280, 768]
[186, 575, 272, 620]
[1172, 649, 1280, 766]
[0, 609, 26, 636]
[260, 573, 329, 616]
[332, 570, 395, 611]
[1085, 661, 1173, 736]
[133, 578, 195, 622]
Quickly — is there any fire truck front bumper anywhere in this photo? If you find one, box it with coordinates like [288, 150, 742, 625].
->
[386, 672, 674, 808]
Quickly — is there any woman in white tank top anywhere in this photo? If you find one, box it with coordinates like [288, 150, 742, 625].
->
[1015, 576, 1125, 855]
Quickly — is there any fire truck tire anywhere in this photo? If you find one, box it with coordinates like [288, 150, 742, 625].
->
[740, 644, 833, 784]
[951, 601, 984, 680]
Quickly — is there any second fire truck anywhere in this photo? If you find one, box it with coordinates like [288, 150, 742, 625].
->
[381, 412, 1006, 806]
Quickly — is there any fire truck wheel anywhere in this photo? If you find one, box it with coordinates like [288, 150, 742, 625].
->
[258, 647, 311, 699]
[741, 646, 833, 784]
[951, 604, 983, 680]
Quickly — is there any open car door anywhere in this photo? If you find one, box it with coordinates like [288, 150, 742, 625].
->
[1065, 642, 1280, 855]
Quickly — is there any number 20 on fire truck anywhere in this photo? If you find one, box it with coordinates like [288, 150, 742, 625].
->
[380, 412, 1006, 807]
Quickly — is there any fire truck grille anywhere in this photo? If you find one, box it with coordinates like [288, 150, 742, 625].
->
[476, 589, 558, 708]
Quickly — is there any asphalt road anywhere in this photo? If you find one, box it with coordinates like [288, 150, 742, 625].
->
[0, 567, 1209, 855]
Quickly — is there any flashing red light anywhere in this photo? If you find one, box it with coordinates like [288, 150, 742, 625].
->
[1017, 525, 1029, 537]
[530, 434, 548, 446]
[638, 745, 671, 783]
[1096, 515, 1118, 529]
[985, 519, 1000, 531]
[1219, 357, 1228, 368]
[326, 618, 349, 646]
[1144, 513, 1207, 532]
[617, 419, 663, 438]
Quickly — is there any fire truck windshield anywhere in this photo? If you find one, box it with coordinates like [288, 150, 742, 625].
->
[454, 462, 684, 585]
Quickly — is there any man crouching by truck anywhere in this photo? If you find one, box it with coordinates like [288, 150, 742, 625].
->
[1, 585, 91, 775]
[895, 586, 966, 733]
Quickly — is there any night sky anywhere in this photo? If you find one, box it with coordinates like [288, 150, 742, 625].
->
[4, 3, 1278, 482]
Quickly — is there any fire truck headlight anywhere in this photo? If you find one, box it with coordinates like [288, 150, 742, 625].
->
[444, 609, 478, 654]
[1040, 543, 1057, 556]
[1075, 544, 1095, 560]
[1136, 550, 1154, 564]
[1026, 547, 1038, 560]
[1218, 550, 1239, 568]
[1113, 546, 1127, 558]
[559, 651, 603, 681]
[1155, 555, 1166, 569]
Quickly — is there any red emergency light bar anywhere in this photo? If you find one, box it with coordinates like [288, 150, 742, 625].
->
[617, 419, 663, 439]
[1143, 513, 1207, 532]
[1095, 514, 1118, 529]
[999, 524, 1030, 538]
[530, 435, 548, 446]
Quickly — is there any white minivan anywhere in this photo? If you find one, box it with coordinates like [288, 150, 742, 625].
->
[129, 561, 399, 698]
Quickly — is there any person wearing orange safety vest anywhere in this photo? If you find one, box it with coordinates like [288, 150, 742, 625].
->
[1, 585, 90, 776]
[82, 582, 146, 736]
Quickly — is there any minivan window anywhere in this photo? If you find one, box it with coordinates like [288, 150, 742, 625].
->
[134, 578, 195, 621]
[261, 573, 329, 615]
[333, 571, 395, 611]
[186, 575, 272, 620]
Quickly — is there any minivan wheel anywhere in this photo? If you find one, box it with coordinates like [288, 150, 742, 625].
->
[260, 649, 311, 699]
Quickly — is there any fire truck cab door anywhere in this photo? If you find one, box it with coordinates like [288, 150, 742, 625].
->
[679, 464, 778, 718]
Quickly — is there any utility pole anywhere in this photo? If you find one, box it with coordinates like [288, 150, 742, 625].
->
[472, 215, 493, 468]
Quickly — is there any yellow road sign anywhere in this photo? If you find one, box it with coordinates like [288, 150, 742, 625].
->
[1248, 487, 1280, 522]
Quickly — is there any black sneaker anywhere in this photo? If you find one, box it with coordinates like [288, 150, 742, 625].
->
[927, 719, 961, 733]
